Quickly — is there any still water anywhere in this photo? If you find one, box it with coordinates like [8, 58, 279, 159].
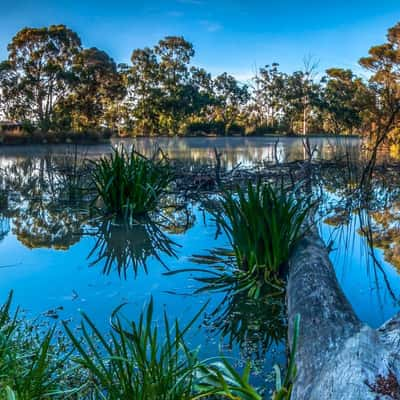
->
[0, 136, 399, 391]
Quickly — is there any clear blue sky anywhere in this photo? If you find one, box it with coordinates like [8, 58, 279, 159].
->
[1, 0, 399, 81]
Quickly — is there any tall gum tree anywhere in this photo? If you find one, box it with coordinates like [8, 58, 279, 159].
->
[0, 25, 81, 131]
[322, 68, 370, 135]
[359, 22, 400, 181]
[57, 47, 125, 131]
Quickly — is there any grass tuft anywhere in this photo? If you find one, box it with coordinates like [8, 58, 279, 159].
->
[91, 146, 173, 222]
[0, 292, 78, 399]
[218, 181, 312, 284]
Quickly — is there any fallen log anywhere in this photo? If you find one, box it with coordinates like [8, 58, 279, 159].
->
[287, 229, 400, 400]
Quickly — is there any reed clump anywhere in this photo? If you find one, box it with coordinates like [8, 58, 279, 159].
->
[219, 181, 312, 285]
[91, 146, 173, 221]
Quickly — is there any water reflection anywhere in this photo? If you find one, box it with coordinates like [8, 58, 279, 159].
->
[0, 153, 92, 250]
[205, 288, 286, 371]
[2, 138, 400, 389]
[87, 218, 179, 278]
[166, 247, 286, 372]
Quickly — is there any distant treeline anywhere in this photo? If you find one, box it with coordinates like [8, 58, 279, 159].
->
[0, 23, 399, 139]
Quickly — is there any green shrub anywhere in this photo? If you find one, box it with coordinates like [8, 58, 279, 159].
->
[91, 146, 173, 221]
[219, 181, 312, 284]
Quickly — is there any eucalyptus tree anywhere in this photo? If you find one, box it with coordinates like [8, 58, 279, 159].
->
[282, 69, 322, 135]
[57, 47, 125, 131]
[321, 68, 370, 134]
[252, 63, 287, 130]
[359, 22, 400, 143]
[127, 36, 215, 135]
[213, 72, 250, 134]
[0, 25, 81, 131]
[189, 66, 216, 119]
[155, 36, 202, 134]
[126, 47, 162, 135]
[358, 22, 400, 182]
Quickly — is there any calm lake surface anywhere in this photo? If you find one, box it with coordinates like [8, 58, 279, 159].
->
[1, 136, 399, 391]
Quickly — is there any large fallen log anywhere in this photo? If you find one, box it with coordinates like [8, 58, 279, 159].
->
[287, 229, 400, 400]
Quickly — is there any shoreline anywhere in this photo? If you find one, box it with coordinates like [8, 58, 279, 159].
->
[0, 132, 360, 147]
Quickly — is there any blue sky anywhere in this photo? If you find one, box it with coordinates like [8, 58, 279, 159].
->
[1, 0, 399, 81]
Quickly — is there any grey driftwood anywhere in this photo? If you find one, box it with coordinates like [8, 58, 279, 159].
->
[287, 229, 400, 400]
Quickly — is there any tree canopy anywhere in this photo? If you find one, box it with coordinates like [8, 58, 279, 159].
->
[1, 22, 400, 140]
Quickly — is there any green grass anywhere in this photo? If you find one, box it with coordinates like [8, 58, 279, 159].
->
[0, 290, 299, 400]
[0, 292, 78, 400]
[91, 146, 173, 222]
[218, 181, 312, 284]
[63, 298, 204, 400]
[272, 314, 300, 400]
[63, 298, 265, 400]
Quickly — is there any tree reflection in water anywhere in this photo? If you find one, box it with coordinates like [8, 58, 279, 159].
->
[317, 158, 400, 303]
[0, 154, 92, 250]
[204, 287, 286, 371]
[0, 194, 10, 243]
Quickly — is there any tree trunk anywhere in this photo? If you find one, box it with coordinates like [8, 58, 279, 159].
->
[287, 228, 400, 400]
[303, 105, 307, 136]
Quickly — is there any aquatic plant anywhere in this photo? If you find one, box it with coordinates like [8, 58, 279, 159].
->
[218, 181, 312, 284]
[0, 292, 76, 399]
[64, 298, 203, 399]
[272, 314, 300, 400]
[63, 298, 265, 400]
[166, 249, 287, 375]
[0, 291, 300, 400]
[195, 360, 263, 400]
[91, 146, 173, 221]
